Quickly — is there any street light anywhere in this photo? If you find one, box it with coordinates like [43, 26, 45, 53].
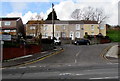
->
[52, 3, 55, 41]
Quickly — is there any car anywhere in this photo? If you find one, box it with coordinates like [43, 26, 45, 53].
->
[74, 39, 90, 45]
[54, 38, 61, 45]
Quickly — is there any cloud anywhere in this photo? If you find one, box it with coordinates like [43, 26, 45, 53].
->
[6, 11, 46, 24]
[5, 0, 119, 25]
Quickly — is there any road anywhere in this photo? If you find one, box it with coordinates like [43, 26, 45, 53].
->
[2, 43, 119, 80]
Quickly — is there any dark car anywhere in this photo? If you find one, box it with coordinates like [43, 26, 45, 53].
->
[74, 39, 90, 45]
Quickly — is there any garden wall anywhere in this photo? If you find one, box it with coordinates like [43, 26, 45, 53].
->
[3, 44, 41, 60]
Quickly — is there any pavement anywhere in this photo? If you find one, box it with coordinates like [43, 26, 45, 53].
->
[106, 45, 119, 58]
[2, 46, 63, 68]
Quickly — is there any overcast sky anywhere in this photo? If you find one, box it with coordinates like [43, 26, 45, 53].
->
[1, 0, 119, 25]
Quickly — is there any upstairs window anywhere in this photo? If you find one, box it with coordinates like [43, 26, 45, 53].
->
[62, 25, 66, 30]
[91, 25, 94, 30]
[76, 24, 80, 30]
[4, 21, 11, 26]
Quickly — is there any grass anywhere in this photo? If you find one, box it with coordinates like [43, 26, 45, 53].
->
[107, 30, 120, 42]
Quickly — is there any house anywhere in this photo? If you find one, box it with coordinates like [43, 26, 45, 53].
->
[26, 20, 106, 40]
[26, 20, 44, 37]
[0, 17, 25, 40]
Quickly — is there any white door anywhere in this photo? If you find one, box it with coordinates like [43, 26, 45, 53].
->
[70, 31, 74, 40]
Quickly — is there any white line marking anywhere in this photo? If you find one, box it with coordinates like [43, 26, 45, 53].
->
[19, 67, 26, 69]
[76, 50, 81, 57]
[29, 66, 37, 68]
[89, 76, 118, 80]
[68, 65, 71, 66]
[59, 73, 72, 76]
[76, 74, 84, 76]
[89, 78, 104, 80]
[75, 59, 77, 63]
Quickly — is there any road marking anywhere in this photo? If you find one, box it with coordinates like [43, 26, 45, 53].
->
[76, 50, 81, 57]
[89, 78, 104, 79]
[75, 74, 84, 76]
[75, 59, 77, 63]
[89, 76, 118, 80]
[18, 67, 26, 69]
[28, 66, 37, 68]
[59, 73, 72, 76]
[15, 49, 64, 67]
[100, 46, 112, 62]
[68, 64, 71, 66]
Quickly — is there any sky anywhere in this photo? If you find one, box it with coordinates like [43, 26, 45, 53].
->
[0, 0, 119, 25]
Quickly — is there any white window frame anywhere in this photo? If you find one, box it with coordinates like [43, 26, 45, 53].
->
[44, 26, 48, 30]
[30, 34, 35, 36]
[62, 25, 66, 30]
[0, 22, 1, 27]
[100, 27, 104, 29]
[76, 24, 80, 30]
[75, 32, 80, 38]
[62, 32, 66, 37]
[91, 32, 94, 35]
[91, 25, 94, 30]
[30, 26, 36, 30]
[4, 21, 11, 26]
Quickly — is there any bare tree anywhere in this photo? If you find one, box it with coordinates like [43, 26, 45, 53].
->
[71, 9, 83, 20]
[71, 6, 109, 24]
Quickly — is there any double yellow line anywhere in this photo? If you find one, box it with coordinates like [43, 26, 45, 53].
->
[1, 49, 64, 69]
[100, 46, 112, 61]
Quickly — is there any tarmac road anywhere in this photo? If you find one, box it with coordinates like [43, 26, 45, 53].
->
[2, 43, 119, 80]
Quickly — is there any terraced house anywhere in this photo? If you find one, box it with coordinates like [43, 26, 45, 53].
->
[26, 20, 106, 40]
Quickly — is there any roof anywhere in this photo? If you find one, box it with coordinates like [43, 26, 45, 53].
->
[26, 20, 98, 24]
[81, 20, 98, 24]
[0, 17, 21, 21]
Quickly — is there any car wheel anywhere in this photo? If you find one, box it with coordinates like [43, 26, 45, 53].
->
[86, 42, 90, 45]
[77, 43, 79, 45]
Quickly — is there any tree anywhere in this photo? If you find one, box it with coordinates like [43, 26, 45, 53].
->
[71, 9, 83, 20]
[71, 6, 109, 24]
[30, 14, 43, 37]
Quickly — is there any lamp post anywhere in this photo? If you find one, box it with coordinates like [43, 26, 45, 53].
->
[52, 3, 54, 41]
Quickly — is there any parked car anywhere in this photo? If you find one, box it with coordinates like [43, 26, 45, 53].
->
[54, 38, 61, 45]
[74, 39, 90, 45]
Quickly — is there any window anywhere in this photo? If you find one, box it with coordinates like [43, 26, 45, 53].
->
[75, 32, 80, 38]
[100, 27, 104, 29]
[30, 34, 35, 36]
[56, 31, 60, 37]
[44, 26, 48, 30]
[91, 25, 94, 30]
[44, 33, 48, 37]
[76, 24, 80, 30]
[91, 32, 94, 35]
[11, 30, 16, 32]
[0, 22, 1, 27]
[62, 32, 66, 37]
[62, 25, 66, 30]
[30, 26, 36, 30]
[4, 21, 11, 26]
[4, 30, 10, 32]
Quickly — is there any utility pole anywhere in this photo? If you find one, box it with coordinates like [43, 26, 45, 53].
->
[52, 3, 54, 40]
